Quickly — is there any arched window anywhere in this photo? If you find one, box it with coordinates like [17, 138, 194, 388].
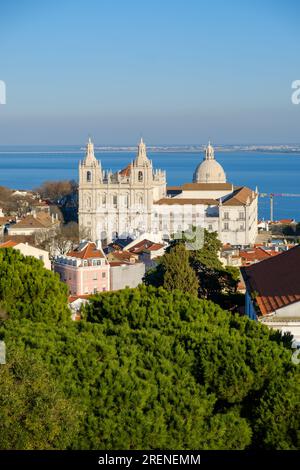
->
[87, 171, 92, 182]
[138, 171, 143, 182]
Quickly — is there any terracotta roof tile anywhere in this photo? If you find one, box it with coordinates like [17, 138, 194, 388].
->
[0, 217, 11, 225]
[239, 247, 280, 265]
[129, 239, 164, 254]
[154, 198, 218, 205]
[108, 250, 137, 262]
[12, 213, 58, 229]
[241, 244, 300, 316]
[68, 294, 92, 303]
[67, 242, 105, 260]
[181, 183, 233, 191]
[278, 219, 296, 224]
[0, 240, 18, 248]
[119, 163, 132, 177]
[222, 186, 256, 206]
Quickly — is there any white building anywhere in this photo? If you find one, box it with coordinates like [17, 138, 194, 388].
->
[79, 138, 166, 243]
[78, 138, 258, 247]
[0, 240, 51, 270]
[8, 212, 60, 237]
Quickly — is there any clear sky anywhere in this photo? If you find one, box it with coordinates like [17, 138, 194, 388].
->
[0, 0, 300, 144]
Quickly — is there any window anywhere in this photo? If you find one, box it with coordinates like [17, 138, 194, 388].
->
[113, 195, 117, 208]
[102, 272, 106, 278]
[208, 224, 213, 231]
[224, 222, 229, 231]
[87, 171, 92, 182]
[97, 260, 101, 266]
[39, 255, 44, 261]
[93, 273, 98, 280]
[102, 194, 106, 207]
[93, 288, 98, 294]
[224, 212, 229, 220]
[138, 171, 143, 182]
[239, 212, 245, 220]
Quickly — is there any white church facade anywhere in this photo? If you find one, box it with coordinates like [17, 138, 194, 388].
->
[78, 138, 258, 246]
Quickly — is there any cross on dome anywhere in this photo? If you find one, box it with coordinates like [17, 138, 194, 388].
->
[205, 141, 215, 160]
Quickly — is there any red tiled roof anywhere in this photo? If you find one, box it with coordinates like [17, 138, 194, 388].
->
[241, 244, 300, 316]
[108, 250, 137, 262]
[67, 242, 105, 259]
[222, 186, 256, 206]
[166, 186, 182, 191]
[182, 183, 233, 191]
[0, 217, 11, 225]
[129, 239, 164, 254]
[154, 198, 218, 205]
[278, 219, 296, 224]
[239, 247, 280, 265]
[12, 213, 58, 229]
[0, 240, 18, 248]
[119, 163, 132, 177]
[147, 243, 164, 251]
[68, 294, 92, 303]
[109, 261, 132, 267]
[1, 235, 36, 245]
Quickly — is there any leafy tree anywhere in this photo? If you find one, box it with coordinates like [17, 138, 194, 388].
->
[161, 243, 199, 296]
[0, 345, 81, 449]
[191, 229, 223, 270]
[145, 230, 240, 305]
[0, 248, 69, 322]
[35, 180, 77, 203]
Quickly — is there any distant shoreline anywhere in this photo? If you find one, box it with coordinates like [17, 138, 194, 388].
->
[1, 146, 300, 155]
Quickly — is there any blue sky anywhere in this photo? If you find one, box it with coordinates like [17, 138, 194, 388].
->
[0, 0, 300, 144]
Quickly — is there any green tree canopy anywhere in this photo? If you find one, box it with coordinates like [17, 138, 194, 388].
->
[0, 248, 69, 322]
[0, 345, 81, 449]
[1, 286, 298, 450]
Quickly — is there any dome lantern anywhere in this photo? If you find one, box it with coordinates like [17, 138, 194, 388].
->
[193, 141, 226, 183]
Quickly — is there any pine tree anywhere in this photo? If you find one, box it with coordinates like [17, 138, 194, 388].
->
[161, 243, 199, 297]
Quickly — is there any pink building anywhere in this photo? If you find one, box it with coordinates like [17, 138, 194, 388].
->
[53, 241, 110, 295]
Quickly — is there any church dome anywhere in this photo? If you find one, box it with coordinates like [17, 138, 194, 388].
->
[193, 142, 226, 183]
